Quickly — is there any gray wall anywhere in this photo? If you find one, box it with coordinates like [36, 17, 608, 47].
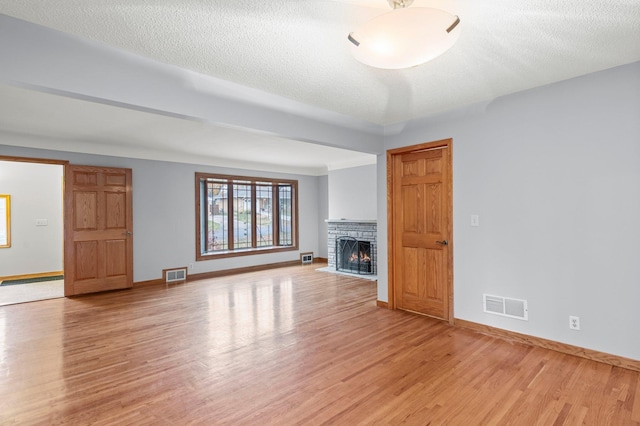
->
[378, 61, 640, 360]
[0, 142, 323, 282]
[317, 174, 329, 258]
[0, 161, 63, 276]
[328, 164, 377, 220]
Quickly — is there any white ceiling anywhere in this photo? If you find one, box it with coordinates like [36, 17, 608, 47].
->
[0, 0, 639, 174]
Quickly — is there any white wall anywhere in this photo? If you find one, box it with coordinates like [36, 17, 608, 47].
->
[0, 161, 63, 276]
[0, 144, 323, 282]
[378, 61, 640, 360]
[328, 164, 377, 220]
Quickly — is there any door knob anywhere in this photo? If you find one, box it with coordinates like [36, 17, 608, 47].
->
[123, 231, 133, 236]
[436, 240, 448, 246]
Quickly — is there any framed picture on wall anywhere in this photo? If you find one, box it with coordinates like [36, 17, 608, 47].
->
[0, 194, 10, 248]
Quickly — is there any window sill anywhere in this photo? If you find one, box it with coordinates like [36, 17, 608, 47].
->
[196, 245, 298, 261]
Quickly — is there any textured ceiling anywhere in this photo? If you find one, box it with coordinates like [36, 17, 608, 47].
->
[0, 1, 639, 174]
[1, 0, 638, 125]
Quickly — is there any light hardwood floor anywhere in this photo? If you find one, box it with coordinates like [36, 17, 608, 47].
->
[0, 264, 638, 425]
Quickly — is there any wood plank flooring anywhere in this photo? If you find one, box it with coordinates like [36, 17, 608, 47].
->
[0, 264, 638, 425]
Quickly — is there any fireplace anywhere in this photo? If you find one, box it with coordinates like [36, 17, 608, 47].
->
[336, 236, 373, 275]
[326, 219, 377, 277]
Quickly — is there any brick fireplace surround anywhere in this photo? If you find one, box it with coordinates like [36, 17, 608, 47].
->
[326, 219, 377, 276]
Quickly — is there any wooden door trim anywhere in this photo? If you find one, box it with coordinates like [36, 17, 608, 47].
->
[387, 138, 454, 323]
[0, 155, 69, 166]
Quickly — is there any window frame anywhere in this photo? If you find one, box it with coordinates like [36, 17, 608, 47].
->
[195, 172, 299, 261]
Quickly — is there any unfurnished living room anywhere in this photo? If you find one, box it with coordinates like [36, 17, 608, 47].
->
[0, 1, 639, 424]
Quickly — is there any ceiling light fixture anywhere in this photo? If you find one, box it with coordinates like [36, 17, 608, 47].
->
[347, 0, 461, 69]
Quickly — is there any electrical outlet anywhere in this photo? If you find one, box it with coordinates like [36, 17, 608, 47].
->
[188, 263, 194, 270]
[569, 316, 580, 330]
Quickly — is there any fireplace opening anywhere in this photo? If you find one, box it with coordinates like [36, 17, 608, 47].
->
[336, 236, 373, 275]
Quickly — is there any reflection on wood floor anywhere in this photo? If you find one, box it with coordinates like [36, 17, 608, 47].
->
[0, 264, 638, 424]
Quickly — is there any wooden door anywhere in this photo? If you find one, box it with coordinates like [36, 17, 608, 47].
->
[389, 139, 453, 321]
[64, 165, 133, 296]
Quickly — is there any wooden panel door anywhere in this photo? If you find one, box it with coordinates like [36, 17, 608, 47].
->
[64, 165, 133, 296]
[389, 140, 452, 321]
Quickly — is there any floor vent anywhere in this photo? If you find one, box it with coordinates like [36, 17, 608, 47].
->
[483, 294, 528, 321]
[164, 267, 187, 283]
[300, 252, 313, 264]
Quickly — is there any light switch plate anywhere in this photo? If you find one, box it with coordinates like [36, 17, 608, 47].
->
[471, 215, 480, 227]
[35, 219, 48, 226]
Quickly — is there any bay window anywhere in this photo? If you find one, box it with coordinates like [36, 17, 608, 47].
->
[196, 173, 298, 259]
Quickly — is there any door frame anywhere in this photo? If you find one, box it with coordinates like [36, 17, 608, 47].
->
[0, 155, 68, 286]
[386, 138, 454, 323]
[0, 155, 68, 168]
[0, 155, 135, 297]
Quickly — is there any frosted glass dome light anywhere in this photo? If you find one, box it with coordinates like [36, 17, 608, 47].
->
[348, 3, 461, 70]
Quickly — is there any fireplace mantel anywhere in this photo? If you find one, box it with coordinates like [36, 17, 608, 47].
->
[325, 219, 377, 224]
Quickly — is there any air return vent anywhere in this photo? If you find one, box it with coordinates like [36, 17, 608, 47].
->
[164, 267, 187, 283]
[483, 294, 528, 321]
[300, 252, 313, 264]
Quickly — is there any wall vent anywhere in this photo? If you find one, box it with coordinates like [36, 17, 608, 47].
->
[483, 294, 528, 321]
[164, 267, 187, 283]
[300, 252, 313, 264]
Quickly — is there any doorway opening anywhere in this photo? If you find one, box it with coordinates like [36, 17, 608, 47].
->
[0, 157, 66, 306]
